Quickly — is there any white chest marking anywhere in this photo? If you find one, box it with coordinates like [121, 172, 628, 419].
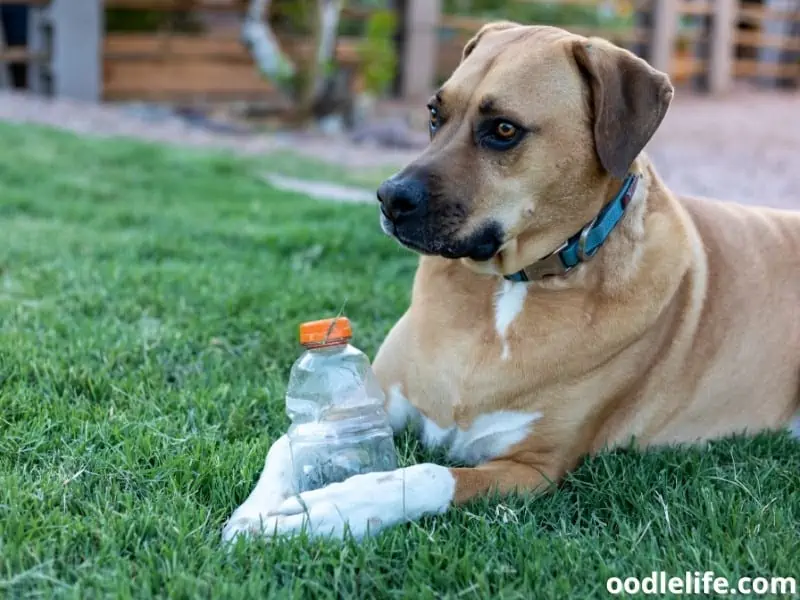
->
[386, 383, 420, 434]
[388, 385, 542, 466]
[422, 410, 543, 466]
[789, 415, 800, 440]
[494, 279, 528, 360]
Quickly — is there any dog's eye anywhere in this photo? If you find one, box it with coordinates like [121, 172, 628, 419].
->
[495, 122, 517, 139]
[479, 119, 525, 150]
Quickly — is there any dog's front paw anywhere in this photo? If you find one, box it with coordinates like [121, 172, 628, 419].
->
[221, 435, 295, 544]
[221, 481, 364, 542]
[222, 510, 276, 543]
[244, 463, 456, 541]
[264, 475, 383, 540]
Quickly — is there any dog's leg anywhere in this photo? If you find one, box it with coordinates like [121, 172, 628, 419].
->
[251, 458, 559, 540]
[221, 434, 296, 542]
[221, 379, 419, 542]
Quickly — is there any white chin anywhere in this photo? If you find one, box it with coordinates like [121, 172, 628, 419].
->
[380, 213, 394, 236]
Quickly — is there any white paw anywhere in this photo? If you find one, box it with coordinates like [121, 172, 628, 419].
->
[229, 463, 455, 541]
[222, 511, 277, 543]
[221, 435, 296, 543]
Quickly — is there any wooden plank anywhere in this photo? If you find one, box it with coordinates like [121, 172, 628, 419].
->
[105, 33, 248, 60]
[738, 5, 800, 23]
[671, 56, 706, 80]
[734, 59, 800, 78]
[104, 33, 362, 64]
[557, 27, 648, 43]
[678, 0, 714, 16]
[735, 30, 800, 52]
[103, 58, 273, 99]
[280, 36, 362, 65]
[0, 47, 48, 63]
[439, 14, 488, 31]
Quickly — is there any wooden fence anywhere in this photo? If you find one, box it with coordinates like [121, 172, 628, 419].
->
[101, 0, 372, 102]
[733, 1, 799, 83]
[0, 0, 372, 103]
[0, 0, 797, 106]
[426, 0, 799, 95]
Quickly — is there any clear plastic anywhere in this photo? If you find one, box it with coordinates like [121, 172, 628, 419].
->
[285, 341, 397, 493]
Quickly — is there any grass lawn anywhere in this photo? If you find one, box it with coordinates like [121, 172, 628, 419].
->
[1, 122, 798, 599]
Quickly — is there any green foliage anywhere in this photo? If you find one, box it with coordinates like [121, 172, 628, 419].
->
[269, 0, 315, 35]
[357, 9, 399, 95]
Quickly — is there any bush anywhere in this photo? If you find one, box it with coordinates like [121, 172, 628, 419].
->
[357, 10, 398, 95]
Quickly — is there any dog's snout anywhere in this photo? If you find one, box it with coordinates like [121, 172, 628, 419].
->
[377, 177, 428, 221]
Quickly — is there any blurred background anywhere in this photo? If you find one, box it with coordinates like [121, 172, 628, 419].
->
[0, 0, 797, 205]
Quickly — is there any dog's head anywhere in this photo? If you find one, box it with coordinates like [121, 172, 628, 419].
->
[377, 23, 673, 268]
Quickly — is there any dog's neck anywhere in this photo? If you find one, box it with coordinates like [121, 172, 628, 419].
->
[462, 158, 652, 285]
[505, 173, 640, 282]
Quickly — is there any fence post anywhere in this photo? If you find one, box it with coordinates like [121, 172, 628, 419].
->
[650, 0, 678, 74]
[0, 17, 9, 90]
[26, 4, 49, 96]
[708, 0, 735, 93]
[400, 0, 441, 102]
[29, 0, 103, 102]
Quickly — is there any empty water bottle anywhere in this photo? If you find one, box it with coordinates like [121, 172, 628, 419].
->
[285, 316, 398, 493]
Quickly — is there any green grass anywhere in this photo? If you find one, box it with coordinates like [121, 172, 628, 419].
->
[1, 122, 798, 599]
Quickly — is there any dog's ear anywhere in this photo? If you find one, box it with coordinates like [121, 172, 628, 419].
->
[572, 38, 674, 178]
[462, 21, 521, 62]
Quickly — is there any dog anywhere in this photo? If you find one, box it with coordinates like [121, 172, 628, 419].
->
[222, 22, 800, 542]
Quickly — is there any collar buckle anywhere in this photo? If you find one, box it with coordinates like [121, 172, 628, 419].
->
[576, 215, 600, 263]
[521, 241, 572, 280]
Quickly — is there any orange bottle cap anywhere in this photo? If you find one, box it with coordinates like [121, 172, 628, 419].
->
[299, 317, 353, 347]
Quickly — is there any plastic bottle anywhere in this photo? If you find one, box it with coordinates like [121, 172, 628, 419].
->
[285, 316, 398, 493]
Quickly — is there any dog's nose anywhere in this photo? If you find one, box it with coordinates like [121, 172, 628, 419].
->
[377, 177, 427, 221]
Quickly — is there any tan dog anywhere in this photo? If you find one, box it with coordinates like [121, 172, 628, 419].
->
[223, 23, 800, 542]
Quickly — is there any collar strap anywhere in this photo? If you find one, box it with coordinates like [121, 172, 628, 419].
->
[504, 173, 640, 282]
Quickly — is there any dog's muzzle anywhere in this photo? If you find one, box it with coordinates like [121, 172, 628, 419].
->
[377, 175, 504, 262]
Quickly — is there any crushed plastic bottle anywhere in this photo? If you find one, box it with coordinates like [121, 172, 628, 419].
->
[285, 316, 397, 493]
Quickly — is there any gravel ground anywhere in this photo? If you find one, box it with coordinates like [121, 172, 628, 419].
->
[0, 88, 797, 209]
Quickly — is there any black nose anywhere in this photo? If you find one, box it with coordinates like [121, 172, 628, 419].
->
[377, 177, 427, 221]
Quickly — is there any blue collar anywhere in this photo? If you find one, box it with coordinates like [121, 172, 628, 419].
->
[504, 174, 640, 282]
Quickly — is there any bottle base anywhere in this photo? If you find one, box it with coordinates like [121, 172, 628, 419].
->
[289, 433, 398, 494]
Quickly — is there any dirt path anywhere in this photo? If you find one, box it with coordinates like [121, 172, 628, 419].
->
[1, 89, 797, 209]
